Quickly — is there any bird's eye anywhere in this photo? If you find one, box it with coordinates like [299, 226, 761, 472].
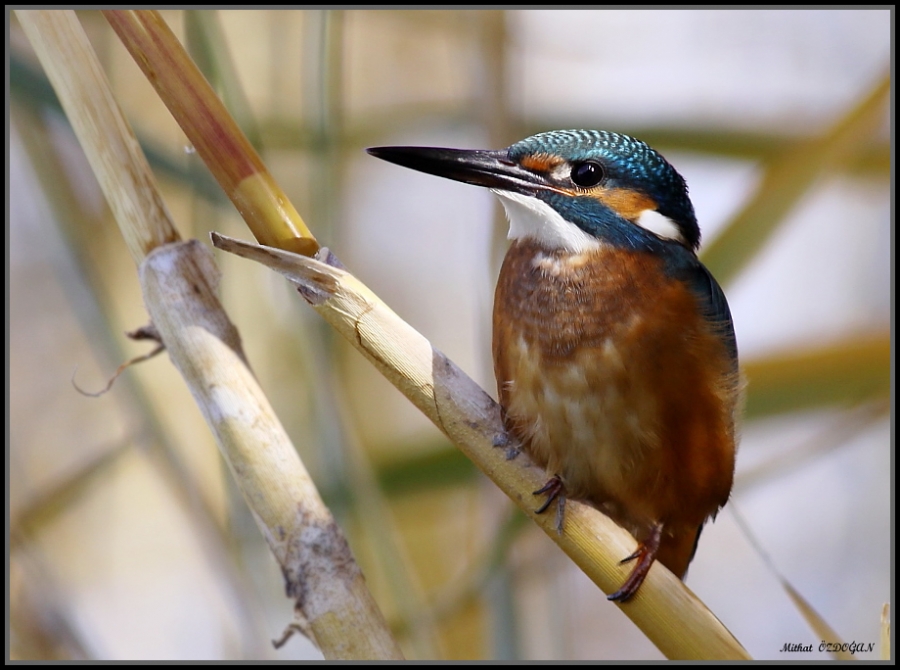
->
[570, 161, 606, 188]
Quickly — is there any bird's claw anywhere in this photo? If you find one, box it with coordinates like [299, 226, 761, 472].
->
[533, 475, 567, 534]
[607, 523, 663, 602]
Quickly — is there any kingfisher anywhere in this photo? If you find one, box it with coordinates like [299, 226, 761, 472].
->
[367, 130, 741, 602]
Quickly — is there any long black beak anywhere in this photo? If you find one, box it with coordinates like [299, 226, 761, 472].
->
[366, 146, 546, 195]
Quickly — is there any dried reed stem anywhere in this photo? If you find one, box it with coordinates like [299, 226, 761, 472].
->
[213, 233, 752, 661]
[103, 9, 318, 256]
[17, 9, 400, 660]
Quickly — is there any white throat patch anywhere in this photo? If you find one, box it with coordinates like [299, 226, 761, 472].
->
[492, 190, 601, 253]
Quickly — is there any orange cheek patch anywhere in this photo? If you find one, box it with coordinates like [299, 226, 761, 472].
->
[520, 153, 564, 172]
[592, 187, 658, 220]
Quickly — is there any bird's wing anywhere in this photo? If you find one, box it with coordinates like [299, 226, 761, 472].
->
[684, 261, 738, 370]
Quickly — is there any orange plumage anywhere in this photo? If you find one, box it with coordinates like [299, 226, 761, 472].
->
[494, 239, 740, 596]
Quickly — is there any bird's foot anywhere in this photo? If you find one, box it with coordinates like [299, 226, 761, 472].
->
[608, 522, 663, 602]
[533, 475, 567, 534]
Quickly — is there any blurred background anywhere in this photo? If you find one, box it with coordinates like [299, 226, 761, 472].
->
[9, 9, 891, 660]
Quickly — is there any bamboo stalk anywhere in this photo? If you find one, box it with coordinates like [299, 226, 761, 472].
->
[212, 233, 753, 661]
[16, 10, 401, 660]
[742, 335, 890, 419]
[16, 10, 178, 263]
[139, 240, 402, 660]
[700, 72, 890, 285]
[102, 9, 318, 257]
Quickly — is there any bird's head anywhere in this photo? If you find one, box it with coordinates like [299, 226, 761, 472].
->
[367, 129, 700, 254]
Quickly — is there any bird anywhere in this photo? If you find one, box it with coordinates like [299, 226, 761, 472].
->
[366, 129, 741, 602]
